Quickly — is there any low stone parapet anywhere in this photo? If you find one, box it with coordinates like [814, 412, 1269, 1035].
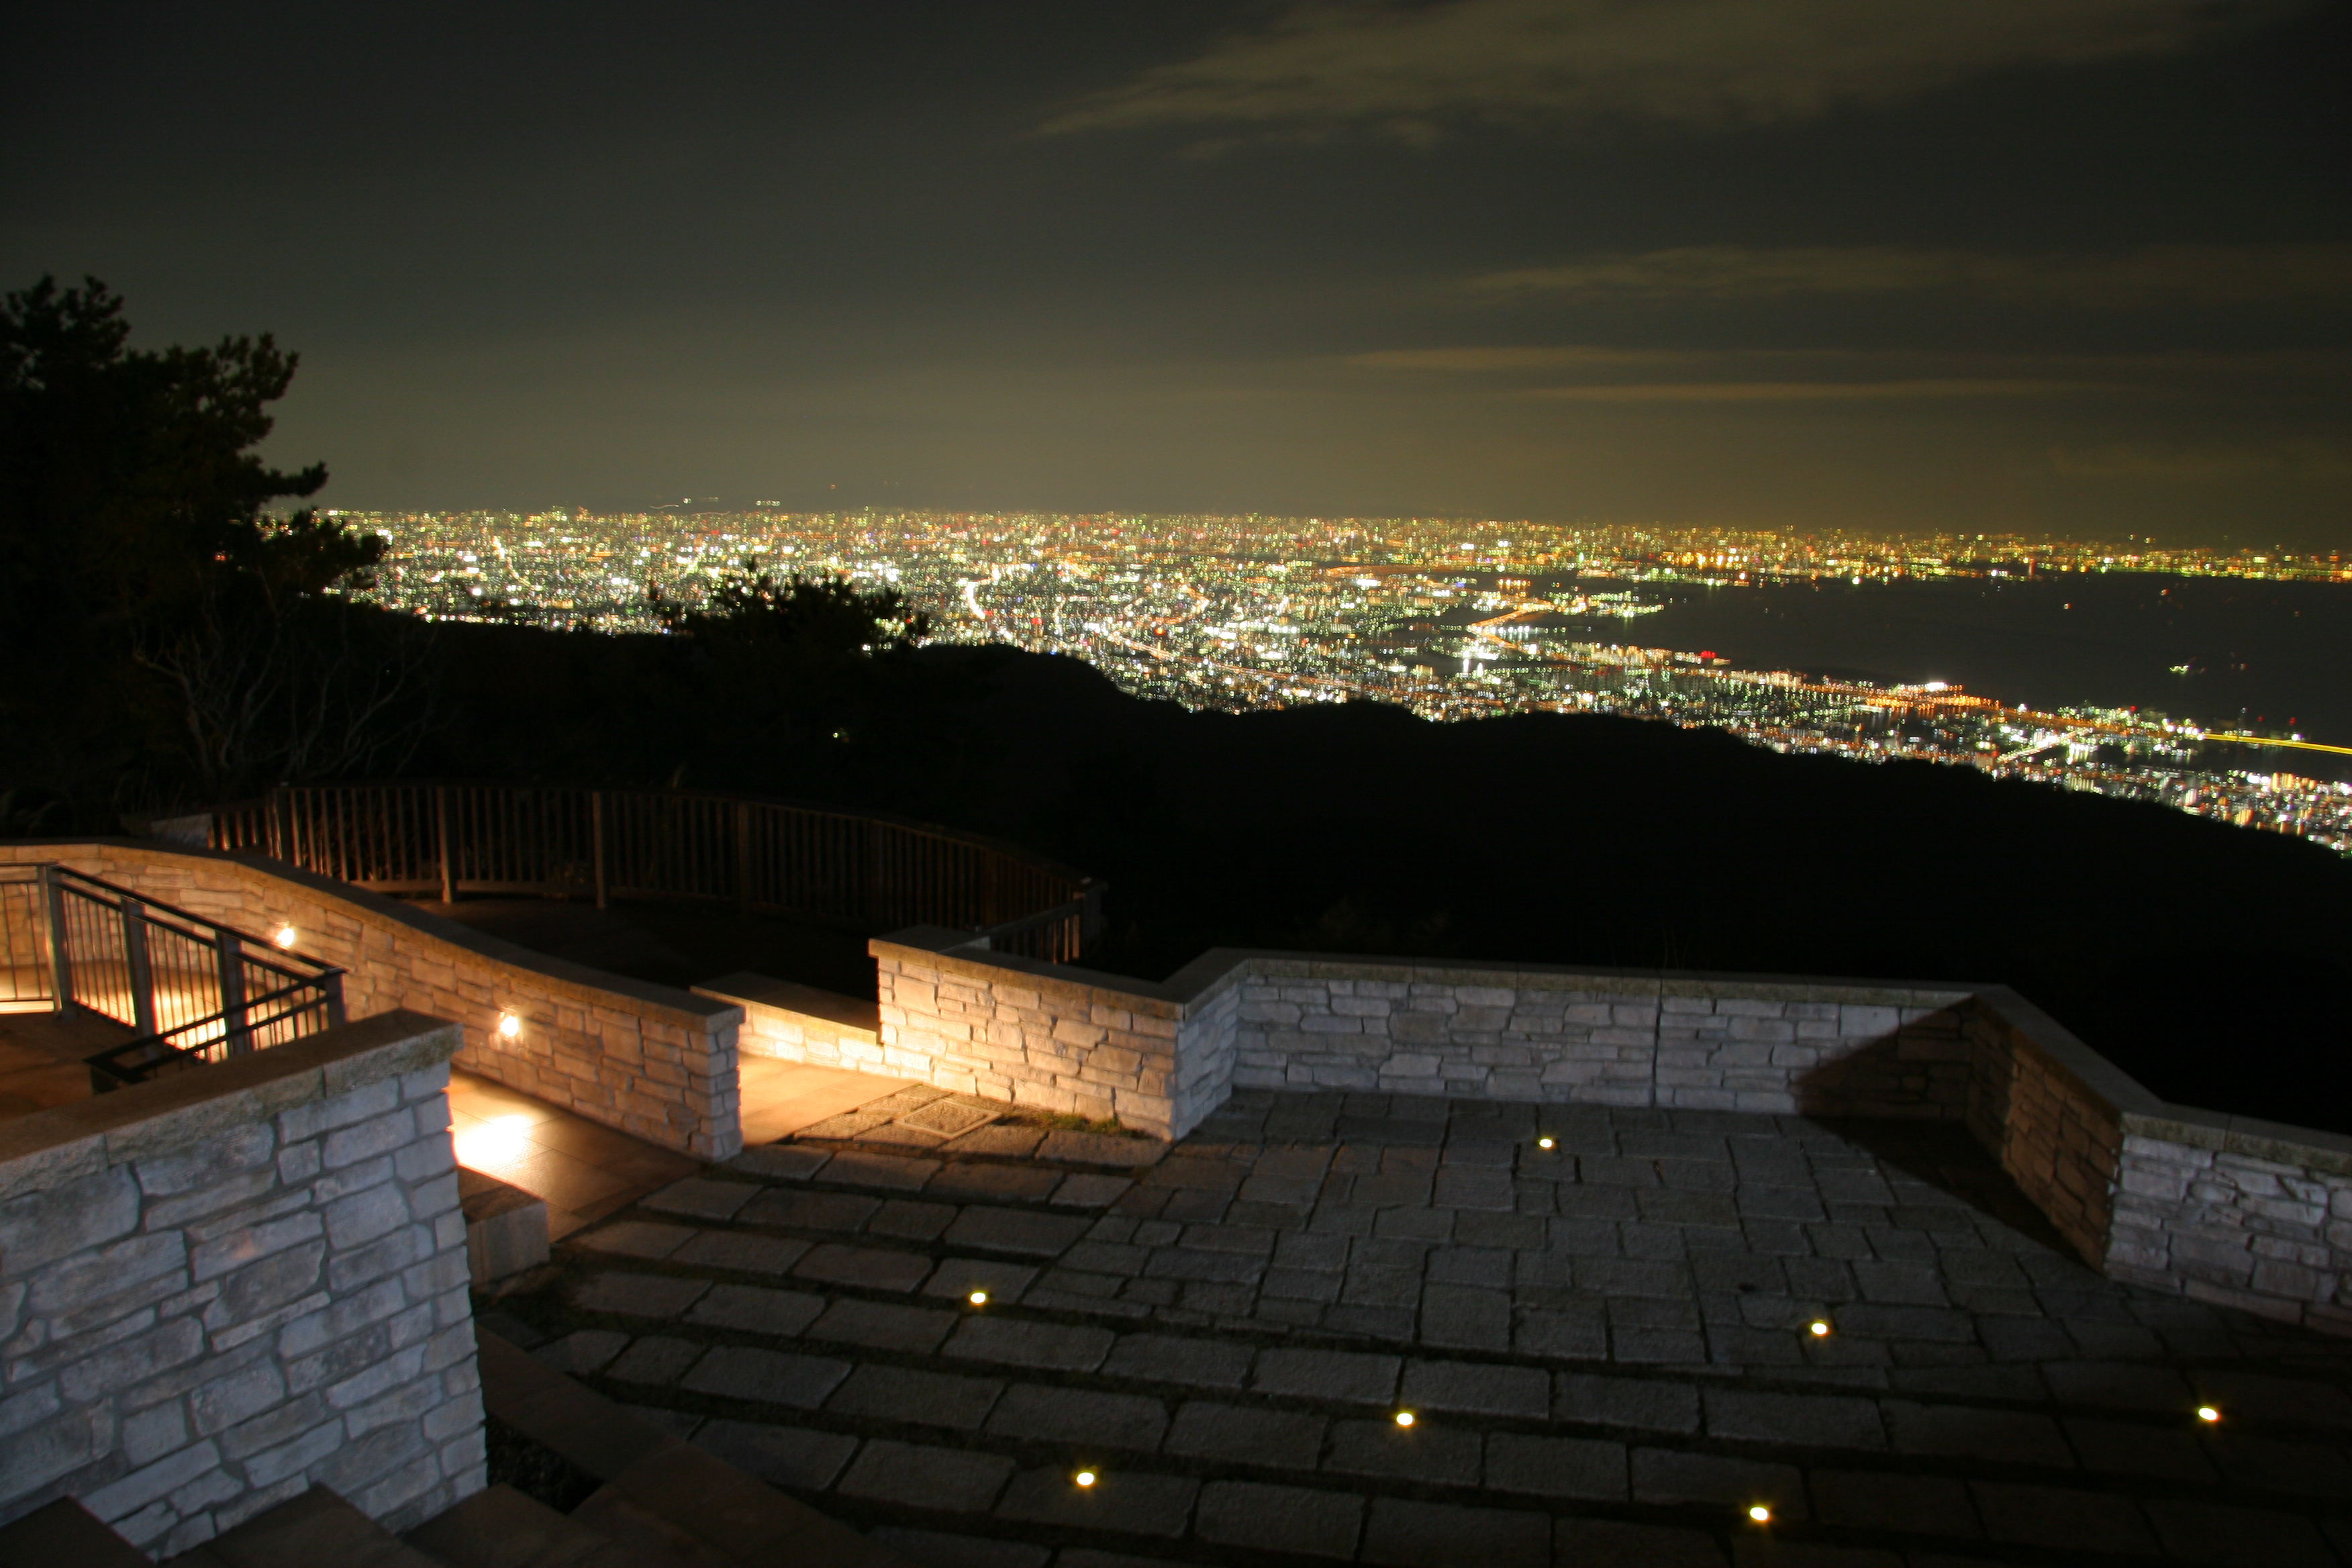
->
[871, 930, 2352, 1334]
[0, 1010, 483, 1553]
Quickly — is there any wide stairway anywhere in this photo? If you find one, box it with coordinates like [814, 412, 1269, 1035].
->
[0, 1327, 916, 1568]
[469, 1088, 2352, 1567]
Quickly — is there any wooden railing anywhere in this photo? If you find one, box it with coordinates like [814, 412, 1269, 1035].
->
[205, 782, 1106, 958]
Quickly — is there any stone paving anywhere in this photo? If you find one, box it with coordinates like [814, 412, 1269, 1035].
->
[487, 1089, 2352, 1567]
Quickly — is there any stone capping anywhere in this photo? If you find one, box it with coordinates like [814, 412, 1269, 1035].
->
[3, 838, 735, 1028]
[0, 1010, 459, 1206]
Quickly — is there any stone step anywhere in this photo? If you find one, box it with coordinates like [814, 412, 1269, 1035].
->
[161, 1485, 444, 1568]
[477, 1328, 914, 1568]
[405, 1483, 637, 1568]
[0, 1497, 150, 1568]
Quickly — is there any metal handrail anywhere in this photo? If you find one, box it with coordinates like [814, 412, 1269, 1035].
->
[4, 864, 349, 1089]
[199, 780, 1106, 952]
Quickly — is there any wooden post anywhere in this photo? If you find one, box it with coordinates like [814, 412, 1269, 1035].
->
[268, 787, 290, 863]
[592, 791, 607, 910]
[216, 930, 249, 1055]
[42, 865, 70, 1016]
[120, 894, 157, 1037]
[734, 801, 752, 922]
[435, 786, 454, 903]
[321, 971, 346, 1028]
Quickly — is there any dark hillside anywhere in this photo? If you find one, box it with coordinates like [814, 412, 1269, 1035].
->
[432, 634, 2352, 1135]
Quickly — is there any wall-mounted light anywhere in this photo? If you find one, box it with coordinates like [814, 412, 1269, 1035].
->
[497, 1013, 522, 1039]
[1393, 1411, 1416, 1428]
[1808, 1320, 1832, 1338]
[2196, 1405, 2220, 1424]
[1072, 1470, 1097, 1488]
[273, 926, 297, 949]
[1536, 1135, 1555, 1150]
[967, 1289, 989, 1306]
[1748, 1506, 1772, 1524]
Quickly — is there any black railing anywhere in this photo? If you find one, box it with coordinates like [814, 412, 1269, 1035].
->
[977, 896, 1096, 965]
[3, 865, 347, 1088]
[1, 865, 52, 1008]
[203, 781, 1106, 955]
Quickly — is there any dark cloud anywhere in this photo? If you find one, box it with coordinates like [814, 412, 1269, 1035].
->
[1046, 0, 2316, 138]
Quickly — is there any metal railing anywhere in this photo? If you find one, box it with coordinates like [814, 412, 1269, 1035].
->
[203, 781, 1106, 953]
[1, 865, 52, 1008]
[976, 896, 1095, 966]
[1, 865, 346, 1088]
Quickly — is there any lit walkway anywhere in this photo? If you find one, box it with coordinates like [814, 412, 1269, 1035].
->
[0, 1007, 118, 1123]
[451, 1059, 912, 1236]
[491, 1091, 2352, 1567]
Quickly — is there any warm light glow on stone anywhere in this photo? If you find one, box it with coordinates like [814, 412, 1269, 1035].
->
[498, 1013, 522, 1038]
[273, 926, 297, 949]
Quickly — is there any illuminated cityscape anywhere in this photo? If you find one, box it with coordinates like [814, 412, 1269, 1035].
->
[339, 508, 2352, 854]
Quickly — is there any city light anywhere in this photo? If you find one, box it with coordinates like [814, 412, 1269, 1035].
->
[336, 507, 2352, 854]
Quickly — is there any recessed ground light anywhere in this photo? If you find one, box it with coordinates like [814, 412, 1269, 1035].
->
[1393, 1411, 1416, 1428]
[497, 1013, 522, 1038]
[2196, 1405, 2220, 1423]
[1073, 1470, 1097, 1487]
[968, 1289, 989, 1306]
[1748, 1505, 1772, 1524]
[1536, 1136, 1555, 1150]
[273, 926, 297, 949]
[1808, 1320, 1832, 1337]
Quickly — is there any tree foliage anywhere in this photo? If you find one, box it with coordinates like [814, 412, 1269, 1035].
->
[0, 276, 431, 814]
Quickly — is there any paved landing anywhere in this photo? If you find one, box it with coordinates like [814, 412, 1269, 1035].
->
[490, 1090, 2352, 1567]
[0, 1006, 119, 1122]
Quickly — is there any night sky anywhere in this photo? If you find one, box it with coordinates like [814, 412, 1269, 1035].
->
[5, 1, 2346, 542]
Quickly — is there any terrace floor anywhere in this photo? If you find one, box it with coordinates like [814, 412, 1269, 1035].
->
[0, 1006, 118, 1123]
[479, 1088, 2352, 1567]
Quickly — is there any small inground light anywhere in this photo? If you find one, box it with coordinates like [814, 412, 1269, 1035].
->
[497, 1013, 522, 1038]
[969, 1289, 989, 1306]
[1748, 1505, 1772, 1524]
[1536, 1136, 1555, 1150]
[1394, 1411, 1416, 1428]
[1809, 1320, 1832, 1337]
[2196, 1405, 2220, 1424]
[273, 926, 297, 949]
[1073, 1470, 1097, 1488]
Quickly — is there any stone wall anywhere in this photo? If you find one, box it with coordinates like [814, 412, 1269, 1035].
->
[2106, 1115, 2352, 1334]
[0, 1011, 484, 1555]
[873, 929, 1184, 1136]
[871, 930, 2352, 1334]
[692, 973, 891, 1078]
[3, 842, 744, 1161]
